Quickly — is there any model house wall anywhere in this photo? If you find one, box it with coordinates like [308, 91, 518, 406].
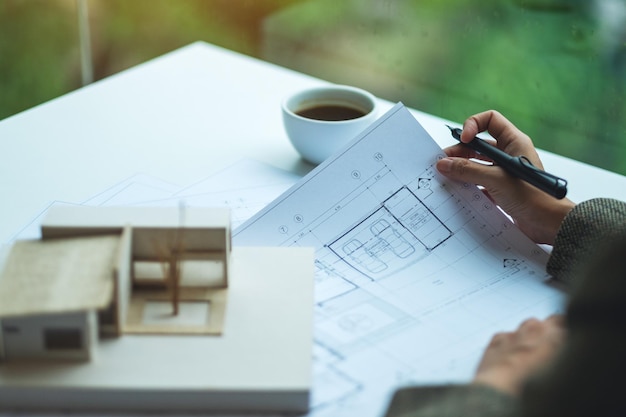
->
[0, 234, 121, 362]
[0, 206, 233, 364]
[1, 311, 97, 361]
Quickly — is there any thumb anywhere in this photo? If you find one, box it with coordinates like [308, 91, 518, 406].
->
[436, 157, 500, 187]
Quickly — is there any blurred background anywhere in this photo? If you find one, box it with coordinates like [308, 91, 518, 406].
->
[1, 0, 625, 174]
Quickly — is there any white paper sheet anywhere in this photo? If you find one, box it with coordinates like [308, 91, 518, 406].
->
[3, 160, 300, 244]
[234, 103, 565, 417]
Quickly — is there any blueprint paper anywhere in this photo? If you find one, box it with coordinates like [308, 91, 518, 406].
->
[125, 160, 300, 228]
[3, 160, 300, 244]
[234, 103, 564, 417]
[81, 173, 183, 206]
[5, 201, 80, 242]
[174, 159, 300, 196]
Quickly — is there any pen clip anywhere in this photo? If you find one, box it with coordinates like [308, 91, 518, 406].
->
[518, 156, 568, 199]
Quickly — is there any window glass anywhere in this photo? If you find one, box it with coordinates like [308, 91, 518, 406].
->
[2, 0, 625, 174]
[262, 0, 626, 174]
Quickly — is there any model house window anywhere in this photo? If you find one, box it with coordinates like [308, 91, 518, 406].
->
[99, 302, 116, 326]
[44, 328, 83, 350]
[2, 325, 20, 334]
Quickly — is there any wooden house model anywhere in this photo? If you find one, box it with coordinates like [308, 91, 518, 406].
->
[0, 206, 314, 414]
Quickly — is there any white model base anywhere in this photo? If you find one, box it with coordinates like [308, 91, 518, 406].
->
[0, 247, 314, 414]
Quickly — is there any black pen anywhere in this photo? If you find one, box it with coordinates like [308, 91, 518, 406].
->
[446, 125, 568, 199]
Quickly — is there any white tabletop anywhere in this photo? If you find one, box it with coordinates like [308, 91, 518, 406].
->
[3, 41, 626, 417]
[1, 41, 625, 244]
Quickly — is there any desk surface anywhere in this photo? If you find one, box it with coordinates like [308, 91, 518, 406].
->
[2, 41, 626, 416]
[2, 41, 626, 243]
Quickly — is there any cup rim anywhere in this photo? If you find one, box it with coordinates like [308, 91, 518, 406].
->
[281, 85, 378, 124]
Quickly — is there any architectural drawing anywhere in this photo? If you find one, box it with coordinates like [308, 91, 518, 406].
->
[234, 104, 565, 417]
[329, 186, 452, 280]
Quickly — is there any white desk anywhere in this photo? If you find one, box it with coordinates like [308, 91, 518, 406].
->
[2, 41, 626, 416]
[2, 41, 626, 244]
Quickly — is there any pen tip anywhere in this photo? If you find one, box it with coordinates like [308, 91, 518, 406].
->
[445, 125, 463, 141]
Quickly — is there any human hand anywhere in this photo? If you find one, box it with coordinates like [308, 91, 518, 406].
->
[472, 315, 565, 396]
[436, 110, 575, 244]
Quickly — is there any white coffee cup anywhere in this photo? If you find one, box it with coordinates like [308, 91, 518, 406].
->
[281, 85, 379, 165]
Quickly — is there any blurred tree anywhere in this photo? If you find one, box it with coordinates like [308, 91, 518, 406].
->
[0, 0, 80, 119]
[1, 0, 625, 174]
[0, 0, 302, 120]
[262, 0, 626, 174]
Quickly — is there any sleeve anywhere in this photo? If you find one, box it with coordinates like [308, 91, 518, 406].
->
[383, 384, 519, 417]
[546, 198, 626, 285]
[521, 228, 626, 417]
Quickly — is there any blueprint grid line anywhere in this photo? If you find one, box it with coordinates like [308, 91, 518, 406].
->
[234, 103, 564, 417]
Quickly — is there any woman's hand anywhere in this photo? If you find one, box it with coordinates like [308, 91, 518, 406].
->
[436, 110, 575, 244]
[472, 315, 566, 396]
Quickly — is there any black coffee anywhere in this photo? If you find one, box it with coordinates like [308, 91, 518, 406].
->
[296, 104, 367, 121]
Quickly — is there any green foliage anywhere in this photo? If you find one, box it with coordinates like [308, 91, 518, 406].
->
[0, 0, 80, 118]
[0, 0, 301, 119]
[2, 0, 625, 174]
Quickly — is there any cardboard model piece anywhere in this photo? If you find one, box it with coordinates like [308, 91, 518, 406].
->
[0, 205, 234, 363]
[0, 206, 315, 414]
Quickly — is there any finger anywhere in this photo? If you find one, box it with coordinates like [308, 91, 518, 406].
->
[443, 141, 497, 163]
[488, 331, 513, 349]
[543, 315, 567, 343]
[516, 317, 565, 347]
[436, 157, 510, 189]
[544, 314, 565, 328]
[461, 111, 540, 165]
[461, 110, 513, 142]
[517, 318, 543, 337]
[462, 110, 523, 146]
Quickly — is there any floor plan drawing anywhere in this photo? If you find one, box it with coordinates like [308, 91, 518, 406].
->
[234, 104, 565, 417]
[328, 186, 452, 280]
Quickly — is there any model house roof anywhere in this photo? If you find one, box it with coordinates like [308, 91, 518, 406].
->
[0, 234, 120, 318]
